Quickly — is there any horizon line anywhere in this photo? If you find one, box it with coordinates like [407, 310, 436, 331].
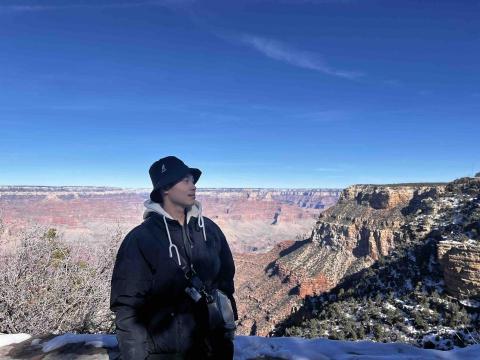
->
[0, 184, 344, 190]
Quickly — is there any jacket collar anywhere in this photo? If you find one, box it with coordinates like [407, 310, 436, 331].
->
[143, 199, 203, 225]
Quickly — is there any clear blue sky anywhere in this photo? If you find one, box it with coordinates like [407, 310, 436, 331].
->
[1, 0, 479, 188]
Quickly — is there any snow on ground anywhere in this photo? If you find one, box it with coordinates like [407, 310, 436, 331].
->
[460, 299, 480, 308]
[235, 336, 480, 360]
[0, 333, 31, 347]
[40, 333, 117, 352]
[384, 302, 396, 311]
[0, 333, 479, 359]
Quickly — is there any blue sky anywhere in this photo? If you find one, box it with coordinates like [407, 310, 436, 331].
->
[1, 0, 479, 188]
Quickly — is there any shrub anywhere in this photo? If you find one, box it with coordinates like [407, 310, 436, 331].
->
[0, 223, 123, 334]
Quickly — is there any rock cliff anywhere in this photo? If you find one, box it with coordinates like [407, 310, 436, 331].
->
[276, 183, 446, 296]
[273, 176, 479, 350]
[238, 177, 480, 338]
[437, 241, 480, 298]
[435, 177, 480, 298]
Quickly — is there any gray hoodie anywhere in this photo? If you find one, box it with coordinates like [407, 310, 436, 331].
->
[142, 199, 208, 266]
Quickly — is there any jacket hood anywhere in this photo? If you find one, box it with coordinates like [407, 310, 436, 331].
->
[142, 199, 208, 266]
[143, 199, 203, 224]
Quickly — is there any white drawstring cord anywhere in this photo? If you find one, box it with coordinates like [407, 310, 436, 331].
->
[197, 214, 207, 242]
[163, 215, 181, 266]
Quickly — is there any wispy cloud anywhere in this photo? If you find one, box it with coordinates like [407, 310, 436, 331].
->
[247, 0, 357, 4]
[0, 0, 194, 12]
[239, 34, 363, 80]
[314, 167, 345, 172]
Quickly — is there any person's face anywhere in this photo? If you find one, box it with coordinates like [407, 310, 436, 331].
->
[164, 173, 196, 208]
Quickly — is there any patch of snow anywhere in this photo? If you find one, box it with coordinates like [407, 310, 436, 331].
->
[235, 336, 480, 360]
[422, 330, 457, 351]
[3, 333, 480, 359]
[41, 333, 117, 352]
[384, 302, 396, 311]
[404, 324, 419, 334]
[0, 333, 31, 347]
[460, 299, 480, 308]
[452, 215, 464, 225]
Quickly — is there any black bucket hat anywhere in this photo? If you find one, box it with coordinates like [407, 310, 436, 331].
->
[149, 156, 201, 201]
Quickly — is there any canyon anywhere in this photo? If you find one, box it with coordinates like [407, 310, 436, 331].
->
[236, 177, 480, 338]
[1, 176, 478, 347]
[0, 186, 340, 253]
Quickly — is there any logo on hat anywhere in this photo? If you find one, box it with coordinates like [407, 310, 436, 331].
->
[161, 164, 167, 173]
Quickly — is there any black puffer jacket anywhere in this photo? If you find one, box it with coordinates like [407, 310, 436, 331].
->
[110, 200, 237, 359]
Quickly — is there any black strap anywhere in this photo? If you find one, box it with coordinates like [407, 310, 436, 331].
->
[181, 216, 194, 266]
[146, 216, 207, 291]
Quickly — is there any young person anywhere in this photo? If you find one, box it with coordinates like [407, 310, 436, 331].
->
[111, 156, 237, 359]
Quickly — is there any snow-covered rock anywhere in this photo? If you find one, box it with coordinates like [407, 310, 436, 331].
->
[1, 333, 479, 359]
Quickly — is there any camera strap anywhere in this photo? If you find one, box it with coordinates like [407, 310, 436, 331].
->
[147, 216, 211, 299]
[147, 216, 235, 331]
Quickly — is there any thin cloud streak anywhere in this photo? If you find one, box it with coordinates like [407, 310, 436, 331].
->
[0, 0, 194, 12]
[240, 34, 364, 80]
[314, 167, 345, 172]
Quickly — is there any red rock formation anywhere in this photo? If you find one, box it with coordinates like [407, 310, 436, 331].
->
[0, 186, 339, 253]
[298, 273, 332, 297]
[235, 182, 451, 336]
[235, 240, 303, 336]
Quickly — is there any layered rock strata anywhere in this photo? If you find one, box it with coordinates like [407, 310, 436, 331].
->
[437, 241, 480, 298]
[0, 186, 340, 253]
[236, 183, 449, 335]
[276, 184, 446, 295]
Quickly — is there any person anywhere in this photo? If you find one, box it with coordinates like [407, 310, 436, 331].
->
[110, 156, 237, 360]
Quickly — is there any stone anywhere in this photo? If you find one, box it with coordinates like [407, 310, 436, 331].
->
[437, 240, 480, 298]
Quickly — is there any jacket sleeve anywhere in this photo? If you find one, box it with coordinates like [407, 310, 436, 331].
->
[110, 233, 153, 360]
[215, 227, 238, 321]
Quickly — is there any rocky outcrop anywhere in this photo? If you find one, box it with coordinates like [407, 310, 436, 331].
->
[236, 182, 453, 335]
[235, 241, 303, 336]
[298, 274, 332, 298]
[341, 185, 421, 209]
[274, 176, 480, 349]
[437, 241, 480, 298]
[277, 184, 446, 292]
[238, 177, 480, 336]
[433, 177, 480, 298]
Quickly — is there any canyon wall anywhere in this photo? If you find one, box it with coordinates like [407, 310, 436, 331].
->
[236, 178, 480, 336]
[0, 186, 340, 253]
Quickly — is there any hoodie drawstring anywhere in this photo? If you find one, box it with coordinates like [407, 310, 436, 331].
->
[163, 215, 182, 266]
[197, 214, 207, 242]
[144, 199, 208, 243]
